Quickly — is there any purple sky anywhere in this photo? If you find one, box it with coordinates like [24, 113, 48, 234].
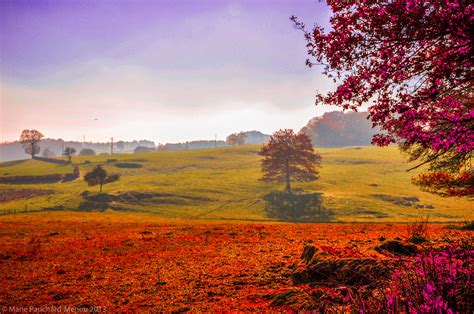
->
[0, 0, 336, 143]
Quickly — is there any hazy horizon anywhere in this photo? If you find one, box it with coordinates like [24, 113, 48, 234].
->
[1, 0, 338, 144]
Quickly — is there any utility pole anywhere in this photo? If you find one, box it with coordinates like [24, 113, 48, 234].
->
[215, 133, 217, 148]
[111, 137, 114, 155]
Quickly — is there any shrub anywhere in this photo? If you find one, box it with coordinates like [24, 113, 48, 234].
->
[62, 166, 80, 182]
[407, 216, 430, 244]
[386, 242, 473, 313]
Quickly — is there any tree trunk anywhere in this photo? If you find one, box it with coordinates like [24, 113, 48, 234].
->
[100, 184, 103, 193]
[31, 143, 35, 159]
[285, 160, 291, 194]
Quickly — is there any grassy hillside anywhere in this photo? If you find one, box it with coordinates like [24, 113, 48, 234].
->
[0, 145, 471, 221]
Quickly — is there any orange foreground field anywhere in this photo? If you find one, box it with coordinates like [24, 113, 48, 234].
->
[0, 212, 471, 311]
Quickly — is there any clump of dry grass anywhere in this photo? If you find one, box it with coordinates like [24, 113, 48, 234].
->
[407, 216, 430, 244]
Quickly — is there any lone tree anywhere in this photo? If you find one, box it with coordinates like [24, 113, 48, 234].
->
[292, 1, 473, 197]
[63, 147, 77, 163]
[20, 129, 44, 159]
[84, 165, 120, 193]
[259, 129, 321, 193]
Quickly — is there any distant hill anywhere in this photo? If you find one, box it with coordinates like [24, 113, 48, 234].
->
[160, 140, 228, 151]
[0, 139, 155, 162]
[160, 131, 270, 151]
[300, 111, 380, 147]
[0, 113, 380, 162]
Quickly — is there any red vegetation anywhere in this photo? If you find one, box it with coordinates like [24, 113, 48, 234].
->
[413, 171, 474, 197]
[292, 1, 473, 196]
[0, 216, 470, 311]
[259, 129, 321, 193]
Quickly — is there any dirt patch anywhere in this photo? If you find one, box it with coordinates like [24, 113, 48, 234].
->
[0, 188, 54, 202]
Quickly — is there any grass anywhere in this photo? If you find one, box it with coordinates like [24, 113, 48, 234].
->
[0, 159, 74, 176]
[0, 145, 471, 222]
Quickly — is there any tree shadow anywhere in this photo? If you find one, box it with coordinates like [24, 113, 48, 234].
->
[263, 191, 334, 222]
[77, 191, 109, 212]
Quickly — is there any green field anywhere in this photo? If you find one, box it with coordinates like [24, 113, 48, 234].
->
[0, 145, 471, 222]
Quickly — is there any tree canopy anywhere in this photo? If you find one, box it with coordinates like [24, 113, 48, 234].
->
[292, 0, 473, 197]
[20, 129, 44, 158]
[84, 165, 120, 193]
[63, 147, 77, 163]
[259, 129, 321, 193]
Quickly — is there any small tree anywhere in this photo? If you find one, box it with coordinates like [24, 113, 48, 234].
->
[259, 129, 321, 193]
[63, 147, 77, 163]
[20, 129, 44, 159]
[83, 165, 120, 193]
[226, 132, 247, 146]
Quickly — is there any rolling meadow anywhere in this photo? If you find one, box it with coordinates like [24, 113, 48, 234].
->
[0, 145, 471, 222]
[0, 145, 472, 311]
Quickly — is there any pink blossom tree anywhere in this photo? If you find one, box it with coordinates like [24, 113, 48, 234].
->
[292, 0, 473, 197]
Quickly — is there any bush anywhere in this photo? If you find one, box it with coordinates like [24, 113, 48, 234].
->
[386, 242, 473, 313]
[62, 166, 80, 182]
[79, 148, 96, 156]
[340, 242, 474, 313]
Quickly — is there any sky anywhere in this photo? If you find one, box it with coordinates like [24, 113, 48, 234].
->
[0, 0, 336, 144]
